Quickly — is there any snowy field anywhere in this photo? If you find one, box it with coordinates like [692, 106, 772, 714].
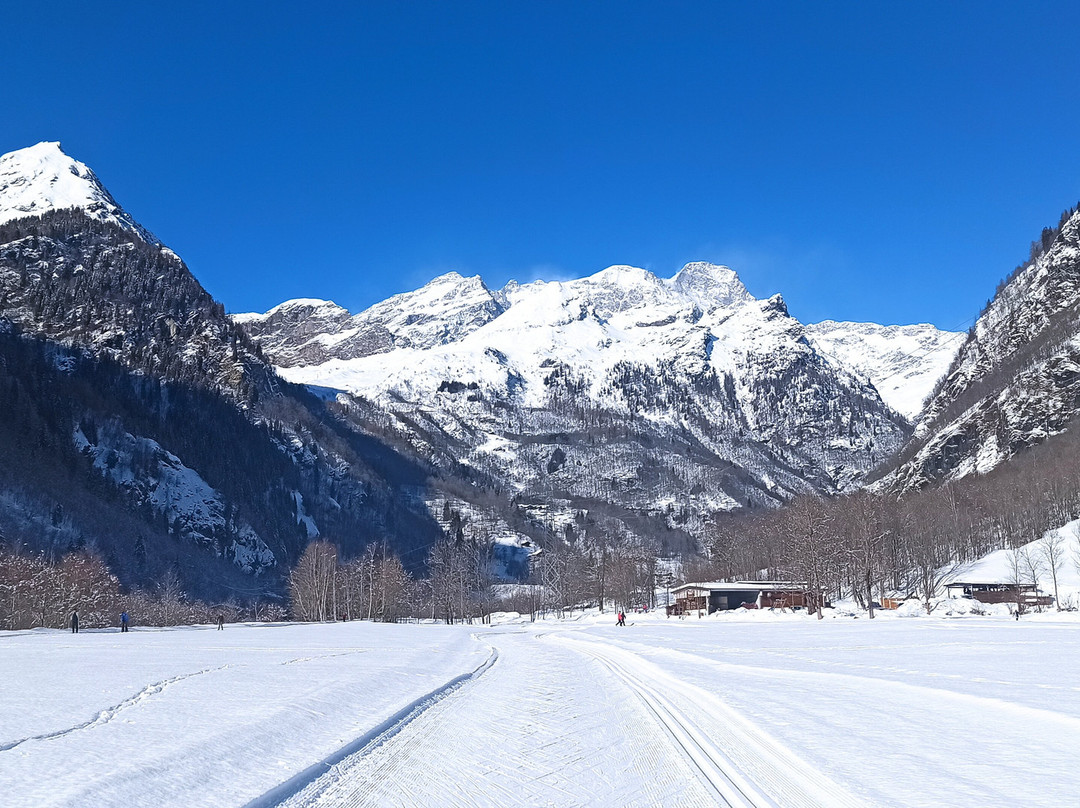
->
[2, 610, 1079, 807]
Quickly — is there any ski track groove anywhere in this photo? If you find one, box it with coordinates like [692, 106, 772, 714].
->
[281, 650, 367, 666]
[257, 629, 854, 808]
[576, 647, 769, 807]
[0, 664, 231, 753]
[244, 641, 499, 808]
[264, 631, 718, 807]
[552, 634, 863, 808]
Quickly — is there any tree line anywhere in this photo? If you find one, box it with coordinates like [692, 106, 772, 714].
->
[691, 415, 1080, 616]
[287, 532, 496, 624]
[0, 545, 286, 631]
[286, 517, 665, 624]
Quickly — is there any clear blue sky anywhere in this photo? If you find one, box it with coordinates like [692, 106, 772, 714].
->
[3, 1, 1078, 329]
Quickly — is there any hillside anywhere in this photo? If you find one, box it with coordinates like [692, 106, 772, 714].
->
[0, 143, 447, 598]
[884, 205, 1080, 490]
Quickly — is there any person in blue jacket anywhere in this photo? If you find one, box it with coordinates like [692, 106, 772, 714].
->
[120, 611, 129, 632]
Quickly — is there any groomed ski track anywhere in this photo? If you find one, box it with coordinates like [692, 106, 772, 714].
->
[257, 629, 855, 808]
[8, 618, 1080, 805]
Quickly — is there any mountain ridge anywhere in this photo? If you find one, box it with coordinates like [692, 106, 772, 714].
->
[239, 266, 962, 421]
[0, 143, 449, 597]
[882, 204, 1080, 490]
[235, 258, 939, 537]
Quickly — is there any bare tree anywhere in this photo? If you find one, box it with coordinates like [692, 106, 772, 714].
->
[780, 496, 836, 619]
[289, 541, 338, 621]
[1006, 547, 1027, 617]
[373, 554, 413, 622]
[899, 495, 950, 614]
[1020, 546, 1045, 611]
[839, 491, 890, 618]
[157, 568, 187, 626]
[1037, 529, 1066, 611]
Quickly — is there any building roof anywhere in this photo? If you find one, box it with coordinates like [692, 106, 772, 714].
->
[673, 581, 807, 593]
[944, 581, 1038, 589]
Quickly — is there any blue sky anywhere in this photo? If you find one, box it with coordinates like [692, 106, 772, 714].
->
[3, 1, 1078, 329]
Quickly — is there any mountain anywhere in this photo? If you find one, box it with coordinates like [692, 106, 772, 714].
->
[0, 141, 157, 243]
[806, 321, 964, 420]
[236, 262, 944, 549]
[233, 271, 505, 367]
[0, 140, 971, 592]
[0, 142, 447, 598]
[882, 204, 1080, 490]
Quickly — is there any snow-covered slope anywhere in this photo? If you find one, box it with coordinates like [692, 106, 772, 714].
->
[73, 420, 276, 573]
[237, 272, 505, 366]
[806, 321, 964, 420]
[0, 141, 156, 243]
[941, 518, 1080, 607]
[5, 614, 1080, 807]
[238, 263, 921, 535]
[885, 206, 1080, 490]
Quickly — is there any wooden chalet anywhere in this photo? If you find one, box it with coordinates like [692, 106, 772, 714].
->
[668, 581, 827, 615]
[944, 581, 1054, 608]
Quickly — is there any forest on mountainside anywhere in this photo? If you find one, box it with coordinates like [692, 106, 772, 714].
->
[0, 209, 461, 602]
[873, 203, 1080, 486]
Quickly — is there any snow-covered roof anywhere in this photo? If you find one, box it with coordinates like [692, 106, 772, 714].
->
[673, 581, 806, 593]
[944, 581, 1038, 588]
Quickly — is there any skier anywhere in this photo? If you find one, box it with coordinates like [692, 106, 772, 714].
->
[120, 611, 129, 633]
[217, 613, 224, 631]
[616, 611, 625, 626]
[70, 610, 79, 633]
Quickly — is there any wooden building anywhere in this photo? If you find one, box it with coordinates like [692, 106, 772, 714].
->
[668, 581, 825, 615]
[944, 581, 1054, 608]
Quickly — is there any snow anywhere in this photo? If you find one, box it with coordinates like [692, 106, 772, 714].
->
[0, 622, 486, 807]
[939, 519, 1080, 606]
[887, 209, 1080, 488]
[73, 423, 276, 572]
[232, 299, 347, 325]
[807, 320, 964, 420]
[291, 491, 320, 538]
[354, 271, 503, 350]
[670, 261, 753, 311]
[3, 612, 1079, 806]
[0, 142, 156, 242]
[274, 264, 846, 413]
[234, 260, 940, 522]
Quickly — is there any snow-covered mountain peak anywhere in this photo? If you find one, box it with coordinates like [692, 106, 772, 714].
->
[418, 269, 477, 287]
[0, 141, 155, 242]
[356, 270, 504, 350]
[231, 298, 350, 325]
[762, 293, 789, 317]
[584, 263, 660, 285]
[882, 205, 1080, 489]
[806, 320, 964, 420]
[376, 270, 495, 309]
[552, 264, 672, 318]
[670, 262, 753, 311]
